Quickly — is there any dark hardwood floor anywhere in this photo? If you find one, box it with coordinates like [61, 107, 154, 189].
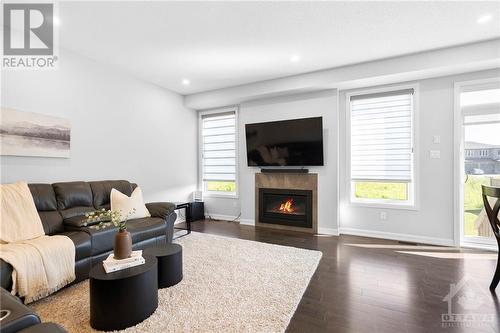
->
[182, 219, 499, 333]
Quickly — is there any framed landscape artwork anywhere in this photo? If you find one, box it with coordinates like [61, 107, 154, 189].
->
[0, 108, 71, 158]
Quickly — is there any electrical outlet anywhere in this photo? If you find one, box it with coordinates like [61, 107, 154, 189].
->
[380, 211, 387, 220]
[433, 135, 441, 144]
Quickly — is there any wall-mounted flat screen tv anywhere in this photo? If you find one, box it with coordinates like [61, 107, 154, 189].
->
[245, 117, 324, 167]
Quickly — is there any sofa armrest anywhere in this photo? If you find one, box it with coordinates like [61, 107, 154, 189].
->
[18, 322, 68, 333]
[146, 202, 176, 243]
[165, 211, 177, 243]
[146, 202, 176, 220]
[0, 287, 41, 332]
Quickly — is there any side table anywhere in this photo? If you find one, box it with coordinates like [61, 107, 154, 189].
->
[144, 244, 183, 288]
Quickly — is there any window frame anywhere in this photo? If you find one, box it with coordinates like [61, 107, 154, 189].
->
[345, 84, 419, 210]
[454, 77, 500, 249]
[198, 106, 239, 199]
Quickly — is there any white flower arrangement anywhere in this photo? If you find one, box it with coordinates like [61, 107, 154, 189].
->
[85, 208, 136, 231]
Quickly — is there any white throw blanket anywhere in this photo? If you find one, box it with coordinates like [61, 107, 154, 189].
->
[0, 236, 75, 303]
[0, 181, 75, 303]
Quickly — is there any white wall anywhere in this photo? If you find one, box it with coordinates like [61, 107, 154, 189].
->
[338, 69, 500, 245]
[205, 90, 339, 234]
[203, 69, 500, 245]
[203, 196, 241, 220]
[1, 49, 198, 203]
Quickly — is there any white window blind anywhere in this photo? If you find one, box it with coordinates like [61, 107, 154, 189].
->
[350, 89, 414, 182]
[201, 111, 236, 184]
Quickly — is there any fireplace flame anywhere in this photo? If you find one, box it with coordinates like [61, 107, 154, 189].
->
[279, 198, 295, 213]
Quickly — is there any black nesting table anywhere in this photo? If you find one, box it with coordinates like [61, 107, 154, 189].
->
[89, 254, 158, 331]
[144, 244, 183, 288]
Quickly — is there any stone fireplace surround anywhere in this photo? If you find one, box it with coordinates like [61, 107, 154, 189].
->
[255, 172, 318, 233]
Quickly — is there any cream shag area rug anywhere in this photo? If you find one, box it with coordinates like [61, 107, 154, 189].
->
[30, 232, 322, 333]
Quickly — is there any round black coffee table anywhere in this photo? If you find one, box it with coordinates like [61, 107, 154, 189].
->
[144, 244, 183, 288]
[89, 254, 158, 331]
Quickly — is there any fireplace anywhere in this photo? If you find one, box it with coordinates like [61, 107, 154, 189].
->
[255, 173, 317, 233]
[258, 188, 313, 228]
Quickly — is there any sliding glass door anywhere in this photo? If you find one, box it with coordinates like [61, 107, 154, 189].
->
[457, 80, 500, 247]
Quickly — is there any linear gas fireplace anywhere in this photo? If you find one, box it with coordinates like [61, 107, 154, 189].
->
[255, 173, 317, 233]
[259, 188, 313, 228]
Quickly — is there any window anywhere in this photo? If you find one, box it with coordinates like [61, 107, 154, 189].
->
[348, 88, 416, 206]
[457, 79, 500, 244]
[200, 109, 237, 196]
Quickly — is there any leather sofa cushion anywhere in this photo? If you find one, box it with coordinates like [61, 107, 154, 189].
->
[73, 258, 91, 284]
[63, 215, 100, 228]
[79, 217, 166, 256]
[28, 184, 64, 235]
[53, 182, 93, 210]
[127, 217, 166, 243]
[80, 225, 118, 256]
[90, 180, 132, 210]
[28, 184, 57, 211]
[59, 206, 95, 220]
[59, 231, 91, 261]
[38, 211, 64, 235]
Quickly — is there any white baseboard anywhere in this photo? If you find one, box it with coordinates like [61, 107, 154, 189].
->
[339, 227, 455, 246]
[208, 214, 238, 222]
[317, 227, 339, 236]
[460, 241, 498, 252]
[239, 219, 255, 226]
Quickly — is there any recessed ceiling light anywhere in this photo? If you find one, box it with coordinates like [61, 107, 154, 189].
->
[290, 55, 301, 63]
[182, 79, 190, 86]
[477, 14, 492, 24]
[53, 16, 60, 26]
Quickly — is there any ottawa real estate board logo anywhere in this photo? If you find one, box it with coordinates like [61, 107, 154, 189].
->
[2, 2, 58, 69]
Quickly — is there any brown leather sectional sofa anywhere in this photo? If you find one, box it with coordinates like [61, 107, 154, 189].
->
[0, 180, 176, 291]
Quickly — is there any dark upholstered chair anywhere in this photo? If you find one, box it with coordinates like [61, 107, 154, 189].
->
[482, 185, 500, 292]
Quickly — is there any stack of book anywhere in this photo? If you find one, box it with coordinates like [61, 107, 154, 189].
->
[103, 250, 145, 273]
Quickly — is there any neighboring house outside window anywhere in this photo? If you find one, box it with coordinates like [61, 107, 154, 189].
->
[464, 142, 500, 175]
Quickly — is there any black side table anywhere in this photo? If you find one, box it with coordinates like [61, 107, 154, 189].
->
[174, 202, 192, 238]
[173, 202, 203, 238]
[144, 244, 183, 288]
[89, 255, 158, 331]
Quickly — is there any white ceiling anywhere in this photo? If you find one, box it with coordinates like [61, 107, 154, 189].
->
[59, 1, 500, 95]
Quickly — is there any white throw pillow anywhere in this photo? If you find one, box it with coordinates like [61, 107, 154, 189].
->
[110, 187, 151, 222]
